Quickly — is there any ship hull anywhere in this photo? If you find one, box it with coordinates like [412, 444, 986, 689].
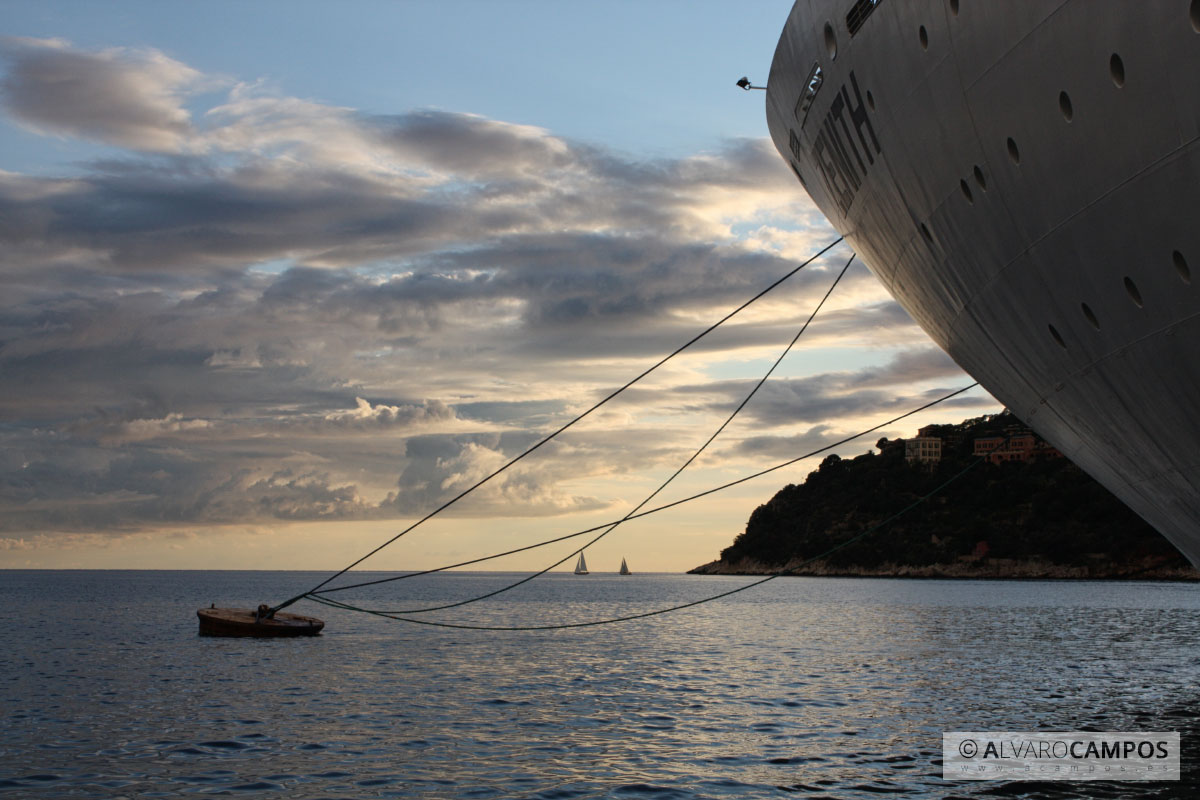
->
[766, 0, 1200, 564]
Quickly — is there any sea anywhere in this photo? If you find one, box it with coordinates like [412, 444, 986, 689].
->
[3, 570, 1199, 799]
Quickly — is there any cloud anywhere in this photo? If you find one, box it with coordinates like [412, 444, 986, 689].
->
[733, 424, 844, 461]
[721, 347, 978, 427]
[0, 37, 209, 151]
[227, 469, 372, 521]
[322, 397, 456, 429]
[373, 110, 573, 179]
[110, 413, 212, 442]
[383, 436, 610, 518]
[0, 452, 374, 533]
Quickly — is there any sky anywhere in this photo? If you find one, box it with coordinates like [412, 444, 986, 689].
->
[0, 0, 999, 574]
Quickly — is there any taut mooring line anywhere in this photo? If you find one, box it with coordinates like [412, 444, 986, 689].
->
[272, 235, 847, 614]
[317, 253, 858, 616]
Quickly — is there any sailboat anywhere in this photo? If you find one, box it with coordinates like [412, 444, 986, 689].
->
[573, 551, 588, 575]
[619, 557, 631, 576]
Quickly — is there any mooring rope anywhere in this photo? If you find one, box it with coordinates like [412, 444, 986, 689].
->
[303, 439, 1000, 631]
[312, 253, 856, 616]
[309, 381, 979, 607]
[272, 235, 847, 614]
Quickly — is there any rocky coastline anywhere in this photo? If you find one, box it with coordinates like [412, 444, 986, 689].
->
[688, 556, 1200, 581]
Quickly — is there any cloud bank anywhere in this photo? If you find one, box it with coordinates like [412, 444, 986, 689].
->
[0, 39, 990, 538]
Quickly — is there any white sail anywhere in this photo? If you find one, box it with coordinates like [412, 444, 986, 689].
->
[574, 552, 588, 575]
[619, 557, 630, 575]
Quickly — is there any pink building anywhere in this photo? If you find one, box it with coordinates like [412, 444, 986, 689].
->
[973, 432, 1062, 464]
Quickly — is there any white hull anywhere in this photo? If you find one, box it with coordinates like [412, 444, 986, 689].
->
[766, 1, 1200, 564]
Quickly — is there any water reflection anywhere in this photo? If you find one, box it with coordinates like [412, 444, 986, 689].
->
[1, 572, 1197, 798]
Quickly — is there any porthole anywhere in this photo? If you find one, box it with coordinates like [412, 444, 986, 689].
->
[973, 164, 987, 190]
[919, 25, 929, 50]
[920, 222, 933, 244]
[949, 0, 960, 16]
[1123, 276, 1143, 307]
[960, 179, 973, 204]
[1048, 324, 1066, 349]
[1174, 250, 1192, 284]
[1192, 0, 1200, 33]
[1059, 91, 1074, 121]
[825, 22, 838, 60]
[866, 90, 876, 111]
[1110, 53, 1125, 88]
[1006, 137, 1021, 165]
[1081, 302, 1099, 330]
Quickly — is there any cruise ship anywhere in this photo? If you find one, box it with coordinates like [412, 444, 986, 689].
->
[765, 1, 1200, 564]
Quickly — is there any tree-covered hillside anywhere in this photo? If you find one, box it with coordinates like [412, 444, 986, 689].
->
[694, 414, 1195, 579]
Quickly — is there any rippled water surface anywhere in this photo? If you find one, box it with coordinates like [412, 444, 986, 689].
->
[3, 571, 1200, 798]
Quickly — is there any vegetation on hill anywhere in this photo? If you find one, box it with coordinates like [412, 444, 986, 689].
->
[692, 413, 1196, 579]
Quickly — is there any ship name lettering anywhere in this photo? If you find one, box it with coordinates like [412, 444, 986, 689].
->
[809, 70, 881, 215]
